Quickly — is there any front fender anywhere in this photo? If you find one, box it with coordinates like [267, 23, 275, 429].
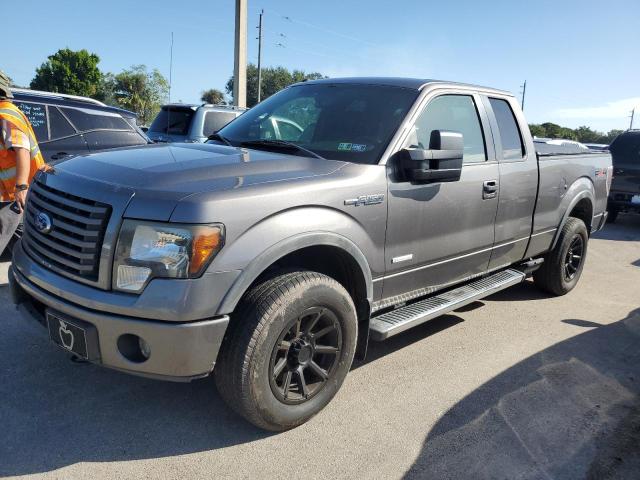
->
[212, 206, 378, 315]
[215, 231, 373, 315]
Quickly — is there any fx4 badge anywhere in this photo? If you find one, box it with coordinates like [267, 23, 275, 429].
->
[344, 194, 385, 207]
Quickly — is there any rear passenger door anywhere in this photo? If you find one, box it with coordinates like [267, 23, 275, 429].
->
[482, 96, 538, 270]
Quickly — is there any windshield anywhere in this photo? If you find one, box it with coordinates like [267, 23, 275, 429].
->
[149, 107, 195, 135]
[217, 83, 419, 164]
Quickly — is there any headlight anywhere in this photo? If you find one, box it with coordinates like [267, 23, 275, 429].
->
[113, 220, 224, 293]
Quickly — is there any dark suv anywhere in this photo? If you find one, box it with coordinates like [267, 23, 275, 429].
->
[12, 88, 150, 165]
[607, 130, 640, 222]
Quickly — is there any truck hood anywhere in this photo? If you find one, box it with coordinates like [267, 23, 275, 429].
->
[55, 143, 346, 221]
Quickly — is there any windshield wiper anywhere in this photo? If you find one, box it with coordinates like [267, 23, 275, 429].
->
[207, 132, 235, 147]
[240, 139, 325, 160]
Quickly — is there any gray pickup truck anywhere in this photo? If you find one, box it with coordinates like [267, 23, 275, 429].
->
[10, 78, 612, 431]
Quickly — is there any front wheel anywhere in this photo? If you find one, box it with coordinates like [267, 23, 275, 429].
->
[215, 271, 357, 431]
[533, 217, 589, 296]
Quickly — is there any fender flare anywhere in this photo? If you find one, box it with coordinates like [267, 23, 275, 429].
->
[215, 231, 374, 315]
[550, 183, 595, 250]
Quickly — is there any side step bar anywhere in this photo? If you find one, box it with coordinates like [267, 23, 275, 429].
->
[369, 269, 525, 341]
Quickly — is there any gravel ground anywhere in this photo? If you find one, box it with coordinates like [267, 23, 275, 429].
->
[1, 215, 639, 480]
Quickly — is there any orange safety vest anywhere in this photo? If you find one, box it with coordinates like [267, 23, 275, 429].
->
[0, 100, 46, 201]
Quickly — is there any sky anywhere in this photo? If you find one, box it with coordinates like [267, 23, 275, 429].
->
[4, 0, 639, 132]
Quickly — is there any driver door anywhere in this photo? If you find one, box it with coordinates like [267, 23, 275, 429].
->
[382, 93, 499, 302]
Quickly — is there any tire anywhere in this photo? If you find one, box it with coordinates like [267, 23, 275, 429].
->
[607, 207, 618, 224]
[533, 217, 589, 296]
[215, 271, 358, 431]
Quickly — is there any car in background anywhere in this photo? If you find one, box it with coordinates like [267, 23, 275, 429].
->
[12, 89, 150, 165]
[607, 130, 640, 222]
[585, 143, 609, 151]
[147, 103, 245, 143]
[533, 138, 591, 154]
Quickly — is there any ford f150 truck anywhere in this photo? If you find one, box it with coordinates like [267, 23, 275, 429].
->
[10, 78, 612, 431]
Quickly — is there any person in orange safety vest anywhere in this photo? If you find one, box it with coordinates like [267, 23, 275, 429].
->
[0, 70, 46, 256]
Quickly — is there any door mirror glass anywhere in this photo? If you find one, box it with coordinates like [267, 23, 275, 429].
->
[399, 130, 463, 183]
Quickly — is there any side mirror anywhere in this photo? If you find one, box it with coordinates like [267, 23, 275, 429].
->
[400, 130, 463, 183]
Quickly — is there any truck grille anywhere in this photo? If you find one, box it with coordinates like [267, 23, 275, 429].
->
[23, 179, 111, 282]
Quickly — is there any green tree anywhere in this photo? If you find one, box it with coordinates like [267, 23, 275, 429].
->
[201, 88, 226, 105]
[31, 48, 103, 98]
[603, 129, 624, 144]
[528, 124, 547, 138]
[574, 126, 602, 143]
[226, 64, 325, 107]
[109, 65, 169, 125]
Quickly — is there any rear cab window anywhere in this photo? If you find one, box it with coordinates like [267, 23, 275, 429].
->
[149, 107, 195, 135]
[202, 111, 237, 136]
[488, 98, 525, 160]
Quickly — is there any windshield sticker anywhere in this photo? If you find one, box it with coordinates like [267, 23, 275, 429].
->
[338, 142, 367, 152]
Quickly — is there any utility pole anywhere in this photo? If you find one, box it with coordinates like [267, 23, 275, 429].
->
[520, 80, 527, 110]
[168, 32, 174, 103]
[256, 9, 264, 103]
[630, 108, 635, 130]
[233, 0, 247, 108]
[258, 9, 264, 103]
[167, 31, 174, 133]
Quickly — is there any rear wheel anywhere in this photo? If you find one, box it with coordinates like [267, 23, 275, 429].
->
[533, 217, 588, 296]
[215, 271, 357, 431]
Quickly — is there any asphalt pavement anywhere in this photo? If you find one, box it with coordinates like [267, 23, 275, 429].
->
[1, 216, 639, 479]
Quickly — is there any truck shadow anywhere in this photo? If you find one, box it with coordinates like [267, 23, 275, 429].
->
[403, 307, 640, 479]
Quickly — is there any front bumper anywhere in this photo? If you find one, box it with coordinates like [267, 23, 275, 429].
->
[10, 265, 230, 382]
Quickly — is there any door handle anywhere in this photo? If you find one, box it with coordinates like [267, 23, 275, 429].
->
[483, 180, 498, 199]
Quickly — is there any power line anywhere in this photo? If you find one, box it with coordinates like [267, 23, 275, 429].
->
[264, 8, 378, 48]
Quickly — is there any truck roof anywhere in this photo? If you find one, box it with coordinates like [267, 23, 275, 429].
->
[298, 77, 513, 96]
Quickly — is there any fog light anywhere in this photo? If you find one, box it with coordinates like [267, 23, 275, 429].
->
[117, 334, 150, 363]
[116, 265, 152, 292]
[138, 337, 151, 360]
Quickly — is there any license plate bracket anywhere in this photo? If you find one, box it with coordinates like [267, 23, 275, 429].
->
[46, 311, 100, 361]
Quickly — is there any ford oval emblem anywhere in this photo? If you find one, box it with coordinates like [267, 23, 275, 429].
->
[35, 212, 53, 234]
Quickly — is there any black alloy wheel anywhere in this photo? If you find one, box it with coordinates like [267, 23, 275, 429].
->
[564, 234, 584, 281]
[269, 307, 342, 404]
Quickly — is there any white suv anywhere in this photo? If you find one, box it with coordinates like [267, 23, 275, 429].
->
[147, 103, 246, 143]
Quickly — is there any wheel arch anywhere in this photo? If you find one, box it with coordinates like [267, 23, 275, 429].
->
[216, 231, 374, 316]
[550, 177, 595, 250]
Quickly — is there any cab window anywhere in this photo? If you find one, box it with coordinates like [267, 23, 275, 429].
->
[489, 98, 525, 160]
[406, 95, 486, 163]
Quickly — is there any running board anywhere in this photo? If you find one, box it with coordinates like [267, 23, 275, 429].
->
[369, 269, 525, 341]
